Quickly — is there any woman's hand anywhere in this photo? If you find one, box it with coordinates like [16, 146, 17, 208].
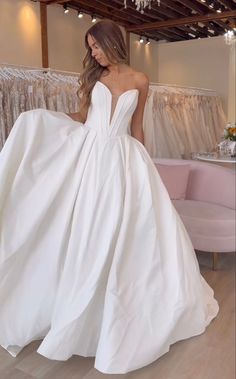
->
[66, 112, 83, 122]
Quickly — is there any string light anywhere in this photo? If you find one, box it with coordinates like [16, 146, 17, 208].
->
[91, 15, 97, 23]
[146, 38, 150, 45]
[78, 11, 83, 18]
[139, 36, 144, 43]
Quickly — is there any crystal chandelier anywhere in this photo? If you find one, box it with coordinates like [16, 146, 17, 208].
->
[224, 30, 236, 45]
[124, 0, 160, 13]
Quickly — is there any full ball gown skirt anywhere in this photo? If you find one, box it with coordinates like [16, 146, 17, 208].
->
[0, 81, 218, 374]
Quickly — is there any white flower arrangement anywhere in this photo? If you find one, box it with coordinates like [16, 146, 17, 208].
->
[223, 122, 236, 141]
[218, 122, 236, 157]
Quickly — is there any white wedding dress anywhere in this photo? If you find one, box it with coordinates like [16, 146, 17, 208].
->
[0, 81, 218, 374]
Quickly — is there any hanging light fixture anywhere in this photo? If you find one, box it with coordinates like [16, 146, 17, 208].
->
[124, 0, 160, 13]
[224, 30, 236, 45]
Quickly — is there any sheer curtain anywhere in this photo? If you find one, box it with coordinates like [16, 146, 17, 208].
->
[144, 85, 226, 158]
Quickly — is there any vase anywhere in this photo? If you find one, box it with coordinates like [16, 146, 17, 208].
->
[218, 140, 236, 157]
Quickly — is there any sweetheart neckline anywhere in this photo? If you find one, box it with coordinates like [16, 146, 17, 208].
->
[96, 81, 139, 98]
[95, 81, 139, 127]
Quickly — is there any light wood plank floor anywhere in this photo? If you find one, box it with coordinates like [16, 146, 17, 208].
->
[0, 252, 235, 379]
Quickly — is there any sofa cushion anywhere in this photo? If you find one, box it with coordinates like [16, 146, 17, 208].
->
[173, 199, 236, 252]
[155, 164, 190, 200]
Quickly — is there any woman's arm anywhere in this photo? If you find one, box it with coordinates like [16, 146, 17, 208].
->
[67, 95, 89, 123]
[130, 73, 149, 145]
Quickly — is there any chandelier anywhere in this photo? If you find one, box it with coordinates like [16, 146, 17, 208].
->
[224, 30, 236, 45]
[124, 0, 160, 13]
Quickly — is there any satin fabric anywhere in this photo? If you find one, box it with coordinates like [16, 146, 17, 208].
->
[0, 81, 218, 374]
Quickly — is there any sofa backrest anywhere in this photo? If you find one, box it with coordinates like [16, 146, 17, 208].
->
[153, 158, 236, 210]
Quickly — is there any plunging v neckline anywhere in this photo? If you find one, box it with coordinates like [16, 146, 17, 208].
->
[97, 81, 138, 98]
[96, 81, 139, 126]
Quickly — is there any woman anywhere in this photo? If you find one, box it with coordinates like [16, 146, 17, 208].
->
[0, 20, 218, 374]
[69, 21, 149, 145]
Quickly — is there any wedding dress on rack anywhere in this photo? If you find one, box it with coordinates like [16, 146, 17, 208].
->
[0, 66, 226, 158]
[0, 67, 79, 149]
[144, 84, 226, 158]
[0, 80, 219, 374]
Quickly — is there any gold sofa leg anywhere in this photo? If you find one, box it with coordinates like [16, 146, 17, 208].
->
[212, 252, 218, 271]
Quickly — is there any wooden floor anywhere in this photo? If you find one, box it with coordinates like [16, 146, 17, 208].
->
[0, 252, 235, 379]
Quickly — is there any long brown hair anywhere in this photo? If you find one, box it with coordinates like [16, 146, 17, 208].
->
[79, 20, 128, 117]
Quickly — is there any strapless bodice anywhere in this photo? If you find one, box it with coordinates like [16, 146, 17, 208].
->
[84, 81, 139, 137]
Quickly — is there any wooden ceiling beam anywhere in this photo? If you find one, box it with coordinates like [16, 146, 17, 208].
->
[147, 30, 184, 41]
[51, 0, 145, 27]
[81, 1, 189, 41]
[39, 0, 236, 42]
[92, 0, 160, 23]
[167, 28, 192, 39]
[75, 0, 216, 38]
[176, 24, 207, 38]
[148, 6, 218, 38]
[107, 0, 213, 39]
[56, 0, 134, 27]
[127, 10, 236, 31]
[218, 0, 236, 9]
[150, 4, 185, 19]
[175, 0, 206, 14]
[177, 0, 230, 33]
[148, 1, 216, 37]
[194, 1, 234, 30]
[109, 0, 164, 21]
[160, 0, 192, 16]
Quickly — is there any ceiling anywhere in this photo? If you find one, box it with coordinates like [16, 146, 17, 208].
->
[39, 0, 236, 42]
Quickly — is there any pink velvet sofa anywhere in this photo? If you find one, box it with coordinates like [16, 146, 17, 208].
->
[153, 158, 236, 270]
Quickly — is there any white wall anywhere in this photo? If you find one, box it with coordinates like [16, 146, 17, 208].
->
[130, 33, 159, 82]
[47, 5, 92, 73]
[130, 32, 234, 119]
[155, 36, 231, 117]
[0, 0, 41, 67]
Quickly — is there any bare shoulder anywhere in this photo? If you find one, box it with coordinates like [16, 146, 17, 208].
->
[133, 71, 149, 91]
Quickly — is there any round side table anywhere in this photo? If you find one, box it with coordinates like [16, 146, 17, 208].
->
[194, 153, 236, 168]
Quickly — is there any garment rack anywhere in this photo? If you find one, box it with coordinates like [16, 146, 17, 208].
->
[150, 81, 217, 93]
[0, 63, 216, 93]
[0, 62, 80, 76]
